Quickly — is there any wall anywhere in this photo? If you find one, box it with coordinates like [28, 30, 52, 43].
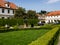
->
[0, 8, 14, 19]
[45, 15, 60, 23]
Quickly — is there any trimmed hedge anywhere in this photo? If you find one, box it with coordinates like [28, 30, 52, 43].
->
[39, 24, 54, 29]
[0, 27, 49, 33]
[28, 19, 39, 25]
[28, 27, 59, 45]
[40, 24, 60, 29]
[0, 19, 24, 26]
[0, 19, 39, 26]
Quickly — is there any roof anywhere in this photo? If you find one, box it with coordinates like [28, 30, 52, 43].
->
[0, 0, 17, 9]
[47, 11, 60, 16]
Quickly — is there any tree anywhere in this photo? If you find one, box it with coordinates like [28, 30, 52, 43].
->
[27, 10, 37, 19]
[14, 7, 26, 18]
[38, 10, 47, 15]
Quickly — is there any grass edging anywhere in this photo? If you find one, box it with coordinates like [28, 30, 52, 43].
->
[28, 27, 59, 45]
[0, 28, 50, 33]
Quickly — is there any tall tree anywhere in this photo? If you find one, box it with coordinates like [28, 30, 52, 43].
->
[14, 7, 26, 18]
[27, 10, 36, 19]
[38, 10, 47, 15]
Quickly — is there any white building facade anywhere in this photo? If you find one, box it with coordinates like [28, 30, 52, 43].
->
[0, 0, 17, 19]
[45, 15, 60, 23]
[0, 8, 14, 19]
[38, 11, 60, 24]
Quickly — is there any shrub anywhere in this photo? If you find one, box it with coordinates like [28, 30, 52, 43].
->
[0, 19, 24, 26]
[28, 19, 39, 25]
[39, 24, 54, 29]
[0, 19, 39, 26]
[28, 27, 59, 45]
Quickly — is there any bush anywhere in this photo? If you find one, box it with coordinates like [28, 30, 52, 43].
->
[0, 19, 39, 26]
[39, 24, 54, 29]
[28, 27, 59, 45]
[28, 19, 39, 25]
[40, 24, 60, 29]
[0, 19, 24, 26]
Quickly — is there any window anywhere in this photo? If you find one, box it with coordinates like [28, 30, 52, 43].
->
[13, 10, 14, 14]
[5, 3, 10, 8]
[8, 9, 10, 13]
[2, 9, 4, 13]
[8, 4, 9, 7]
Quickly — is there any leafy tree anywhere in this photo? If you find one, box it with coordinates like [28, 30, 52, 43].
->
[38, 10, 47, 15]
[14, 7, 26, 18]
[27, 10, 37, 19]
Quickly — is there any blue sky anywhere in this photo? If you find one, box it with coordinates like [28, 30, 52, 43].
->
[7, 0, 60, 12]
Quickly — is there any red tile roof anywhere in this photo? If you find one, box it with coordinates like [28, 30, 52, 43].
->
[0, 0, 17, 9]
[47, 11, 60, 16]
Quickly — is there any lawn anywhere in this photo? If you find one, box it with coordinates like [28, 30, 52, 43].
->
[0, 29, 49, 45]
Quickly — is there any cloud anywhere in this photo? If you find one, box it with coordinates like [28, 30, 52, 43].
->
[47, 0, 60, 4]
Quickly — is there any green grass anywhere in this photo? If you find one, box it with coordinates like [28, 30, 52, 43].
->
[0, 29, 49, 45]
[29, 27, 59, 45]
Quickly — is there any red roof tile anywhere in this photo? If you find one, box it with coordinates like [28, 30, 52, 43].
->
[0, 0, 17, 9]
[47, 11, 60, 16]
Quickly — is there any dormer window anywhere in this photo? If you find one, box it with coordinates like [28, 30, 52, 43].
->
[5, 4, 10, 8]
[7, 4, 9, 7]
[5, 2, 10, 8]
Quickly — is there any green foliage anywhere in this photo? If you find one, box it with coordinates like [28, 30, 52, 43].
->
[28, 27, 59, 45]
[40, 24, 60, 29]
[28, 19, 39, 25]
[15, 7, 26, 18]
[27, 10, 37, 19]
[39, 24, 54, 29]
[0, 26, 6, 30]
[0, 19, 39, 26]
[0, 29, 49, 45]
[39, 10, 47, 15]
[14, 7, 38, 19]
[0, 19, 24, 26]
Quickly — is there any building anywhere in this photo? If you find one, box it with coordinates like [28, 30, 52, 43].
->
[45, 11, 60, 23]
[0, 0, 17, 19]
[37, 14, 45, 23]
[38, 11, 60, 24]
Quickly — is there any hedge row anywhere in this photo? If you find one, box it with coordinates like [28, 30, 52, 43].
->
[48, 28, 59, 45]
[0, 28, 49, 33]
[28, 27, 59, 45]
[0, 19, 24, 26]
[0, 19, 39, 26]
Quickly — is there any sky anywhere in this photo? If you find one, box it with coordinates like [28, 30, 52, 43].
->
[7, 0, 60, 12]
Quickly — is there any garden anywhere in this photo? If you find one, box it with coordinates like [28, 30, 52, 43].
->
[0, 29, 49, 45]
[0, 18, 60, 45]
[0, 20, 60, 45]
[0, 3, 60, 45]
